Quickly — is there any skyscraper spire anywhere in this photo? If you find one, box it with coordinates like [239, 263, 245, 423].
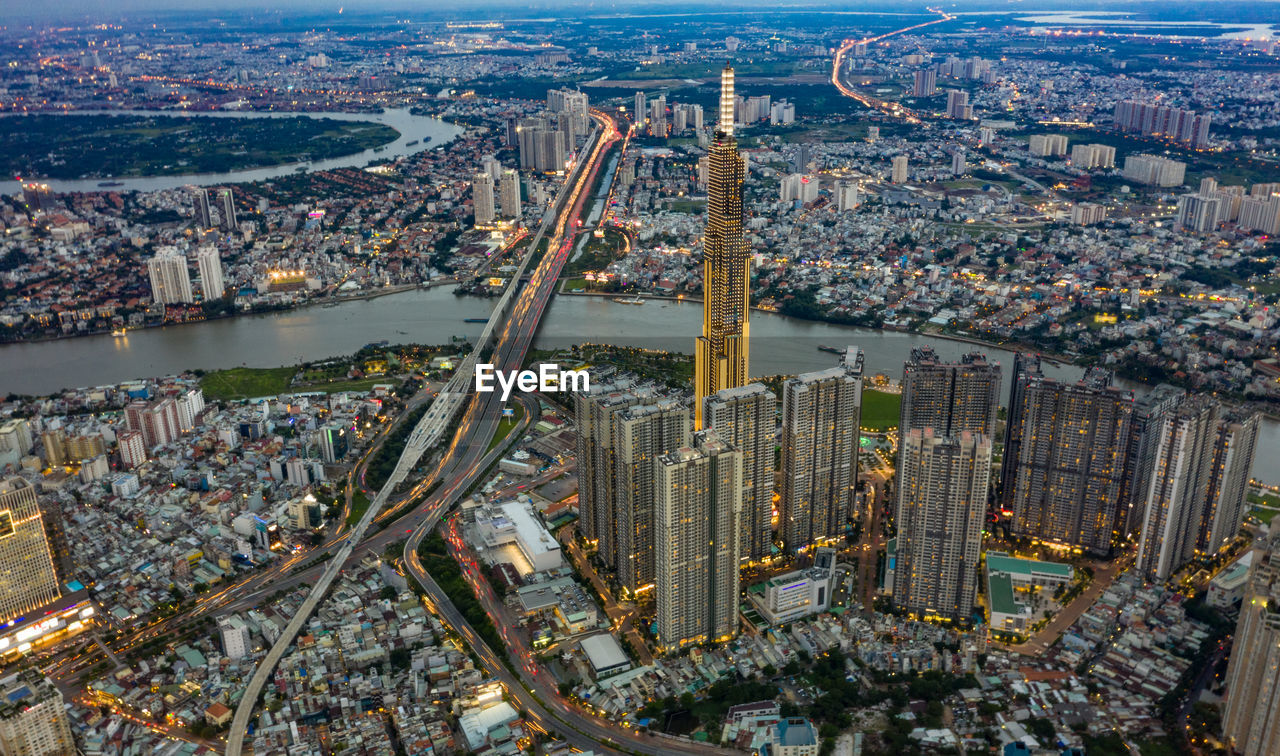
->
[718, 64, 735, 137]
[696, 62, 750, 429]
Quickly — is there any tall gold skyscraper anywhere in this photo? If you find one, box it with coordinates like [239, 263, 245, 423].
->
[695, 64, 751, 429]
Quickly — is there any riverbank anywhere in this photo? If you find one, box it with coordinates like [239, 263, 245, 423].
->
[0, 281, 457, 347]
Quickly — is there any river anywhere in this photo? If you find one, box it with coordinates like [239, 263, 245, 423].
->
[0, 108, 463, 195]
[2, 287, 1278, 480]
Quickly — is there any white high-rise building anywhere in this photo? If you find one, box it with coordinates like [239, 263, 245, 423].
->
[218, 615, 252, 659]
[0, 669, 75, 756]
[951, 149, 966, 176]
[836, 181, 860, 212]
[891, 155, 908, 184]
[472, 172, 496, 226]
[779, 348, 863, 554]
[196, 245, 225, 300]
[499, 169, 521, 218]
[1201, 410, 1260, 555]
[705, 383, 776, 563]
[147, 247, 194, 304]
[1122, 154, 1186, 187]
[655, 430, 741, 651]
[1028, 134, 1068, 157]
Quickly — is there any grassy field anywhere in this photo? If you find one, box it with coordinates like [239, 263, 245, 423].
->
[1250, 507, 1280, 525]
[346, 488, 372, 527]
[487, 402, 526, 454]
[200, 367, 296, 401]
[861, 389, 902, 431]
[200, 367, 389, 401]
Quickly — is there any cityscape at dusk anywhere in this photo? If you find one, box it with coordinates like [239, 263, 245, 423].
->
[2, 2, 1280, 755]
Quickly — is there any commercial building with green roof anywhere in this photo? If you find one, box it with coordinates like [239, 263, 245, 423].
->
[984, 551, 1074, 637]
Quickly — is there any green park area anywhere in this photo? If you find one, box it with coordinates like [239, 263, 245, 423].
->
[1248, 492, 1280, 525]
[487, 402, 526, 453]
[2, 114, 399, 179]
[861, 389, 902, 431]
[199, 367, 297, 401]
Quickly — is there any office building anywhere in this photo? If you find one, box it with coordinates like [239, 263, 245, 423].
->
[0, 669, 75, 756]
[899, 346, 1000, 438]
[613, 399, 691, 594]
[1122, 154, 1187, 187]
[20, 183, 52, 214]
[912, 69, 937, 97]
[1070, 143, 1116, 169]
[1001, 356, 1133, 555]
[125, 397, 181, 449]
[317, 424, 349, 463]
[1136, 397, 1219, 581]
[0, 479, 63, 627]
[1221, 533, 1280, 756]
[655, 431, 741, 650]
[1070, 203, 1107, 225]
[219, 615, 252, 660]
[1113, 99, 1212, 147]
[705, 383, 776, 562]
[196, 245, 225, 300]
[946, 89, 972, 119]
[217, 188, 237, 231]
[499, 169, 521, 218]
[472, 172, 496, 226]
[836, 181, 860, 212]
[1028, 134, 1068, 157]
[1117, 384, 1185, 537]
[1238, 192, 1280, 234]
[751, 552, 835, 625]
[891, 155, 908, 184]
[1201, 410, 1260, 554]
[893, 431, 991, 622]
[192, 188, 213, 228]
[146, 247, 194, 305]
[779, 348, 863, 554]
[117, 430, 147, 468]
[1175, 192, 1224, 233]
[694, 64, 751, 429]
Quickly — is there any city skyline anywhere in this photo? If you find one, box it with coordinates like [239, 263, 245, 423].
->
[0, 5, 1278, 755]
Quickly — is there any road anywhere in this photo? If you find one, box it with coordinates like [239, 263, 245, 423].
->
[831, 9, 955, 123]
[560, 524, 655, 666]
[1008, 547, 1134, 656]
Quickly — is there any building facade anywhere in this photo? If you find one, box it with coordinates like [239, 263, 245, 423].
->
[1221, 533, 1280, 756]
[0, 479, 62, 627]
[704, 383, 776, 563]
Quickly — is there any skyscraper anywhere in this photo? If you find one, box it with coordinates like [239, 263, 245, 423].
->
[892, 430, 991, 622]
[613, 399, 691, 594]
[499, 169, 521, 218]
[574, 380, 660, 568]
[472, 172, 496, 226]
[1116, 384, 1185, 537]
[705, 383, 776, 563]
[1136, 397, 1219, 582]
[1001, 356, 1133, 555]
[1200, 409, 1261, 554]
[633, 91, 647, 131]
[196, 245, 225, 300]
[191, 188, 213, 228]
[655, 431, 742, 650]
[912, 69, 937, 97]
[779, 348, 863, 554]
[146, 247, 194, 305]
[891, 155, 908, 184]
[899, 347, 1000, 438]
[1221, 533, 1280, 756]
[0, 668, 75, 756]
[0, 479, 62, 626]
[694, 64, 751, 429]
[217, 188, 237, 231]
